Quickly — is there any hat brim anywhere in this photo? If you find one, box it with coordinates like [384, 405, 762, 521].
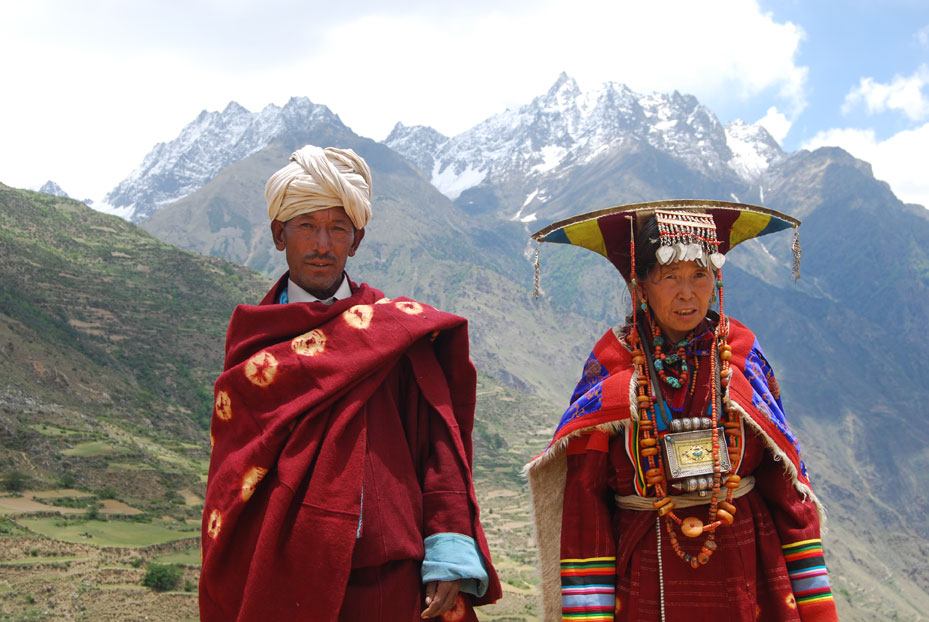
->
[531, 199, 800, 282]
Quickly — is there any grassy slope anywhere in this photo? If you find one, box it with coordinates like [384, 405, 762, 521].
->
[0, 183, 270, 516]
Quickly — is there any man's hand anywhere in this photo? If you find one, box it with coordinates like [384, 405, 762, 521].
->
[421, 579, 461, 619]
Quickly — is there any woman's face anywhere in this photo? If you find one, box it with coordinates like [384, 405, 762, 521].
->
[639, 260, 715, 344]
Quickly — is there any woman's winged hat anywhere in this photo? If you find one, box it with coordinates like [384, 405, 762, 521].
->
[530, 199, 801, 290]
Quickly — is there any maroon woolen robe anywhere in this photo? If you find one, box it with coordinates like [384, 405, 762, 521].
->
[199, 276, 500, 621]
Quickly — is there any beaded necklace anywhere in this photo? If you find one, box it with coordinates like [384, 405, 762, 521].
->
[651, 328, 689, 390]
[628, 217, 743, 569]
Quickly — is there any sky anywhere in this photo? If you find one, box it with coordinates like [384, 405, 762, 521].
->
[1, 0, 928, 209]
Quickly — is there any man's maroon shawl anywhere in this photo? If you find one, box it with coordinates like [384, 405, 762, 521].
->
[200, 278, 500, 620]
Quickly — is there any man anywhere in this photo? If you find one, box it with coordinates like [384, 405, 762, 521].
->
[199, 145, 500, 621]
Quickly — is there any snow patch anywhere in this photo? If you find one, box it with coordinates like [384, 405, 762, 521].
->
[523, 188, 540, 207]
[583, 143, 611, 163]
[725, 120, 783, 183]
[431, 163, 486, 200]
[512, 188, 541, 221]
[727, 133, 770, 179]
[91, 201, 136, 221]
[530, 145, 566, 174]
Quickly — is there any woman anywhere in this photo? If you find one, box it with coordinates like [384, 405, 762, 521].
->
[525, 201, 839, 622]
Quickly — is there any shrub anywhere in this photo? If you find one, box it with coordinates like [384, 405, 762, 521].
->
[0, 517, 14, 535]
[2, 471, 28, 492]
[142, 563, 182, 592]
[95, 485, 119, 499]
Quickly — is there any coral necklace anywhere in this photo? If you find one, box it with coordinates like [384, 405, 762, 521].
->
[629, 257, 743, 568]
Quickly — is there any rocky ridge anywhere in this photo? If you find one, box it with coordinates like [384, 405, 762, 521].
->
[385, 73, 781, 221]
[103, 98, 344, 222]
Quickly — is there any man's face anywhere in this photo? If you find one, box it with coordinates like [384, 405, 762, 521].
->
[271, 207, 365, 299]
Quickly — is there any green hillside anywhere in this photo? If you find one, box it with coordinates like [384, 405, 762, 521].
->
[0, 184, 274, 517]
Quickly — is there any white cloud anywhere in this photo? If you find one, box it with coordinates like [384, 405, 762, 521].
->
[916, 24, 929, 48]
[296, 0, 809, 138]
[802, 124, 929, 209]
[842, 65, 929, 120]
[0, 0, 809, 202]
[756, 106, 792, 144]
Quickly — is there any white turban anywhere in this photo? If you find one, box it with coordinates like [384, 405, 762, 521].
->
[265, 145, 373, 229]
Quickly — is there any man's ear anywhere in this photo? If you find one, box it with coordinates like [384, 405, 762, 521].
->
[348, 227, 365, 257]
[271, 220, 287, 251]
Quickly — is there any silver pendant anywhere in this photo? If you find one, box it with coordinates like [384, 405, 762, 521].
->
[657, 245, 675, 265]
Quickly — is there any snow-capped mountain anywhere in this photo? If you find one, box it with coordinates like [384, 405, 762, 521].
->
[39, 180, 70, 198]
[102, 73, 783, 225]
[724, 119, 784, 185]
[39, 180, 95, 205]
[104, 97, 345, 222]
[385, 73, 781, 220]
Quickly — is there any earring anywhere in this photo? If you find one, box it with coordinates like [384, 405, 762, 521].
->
[641, 300, 648, 311]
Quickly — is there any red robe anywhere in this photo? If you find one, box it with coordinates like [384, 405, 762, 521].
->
[200, 276, 501, 621]
[526, 318, 838, 622]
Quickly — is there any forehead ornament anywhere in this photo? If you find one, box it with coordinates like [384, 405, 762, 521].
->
[655, 210, 725, 270]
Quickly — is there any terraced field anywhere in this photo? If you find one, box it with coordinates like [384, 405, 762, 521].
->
[0, 521, 199, 621]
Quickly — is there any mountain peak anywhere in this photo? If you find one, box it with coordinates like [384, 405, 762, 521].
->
[39, 180, 69, 198]
[385, 75, 741, 207]
[103, 97, 348, 222]
[383, 123, 449, 176]
[546, 72, 581, 100]
[222, 101, 250, 116]
[724, 119, 785, 183]
[284, 95, 314, 110]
